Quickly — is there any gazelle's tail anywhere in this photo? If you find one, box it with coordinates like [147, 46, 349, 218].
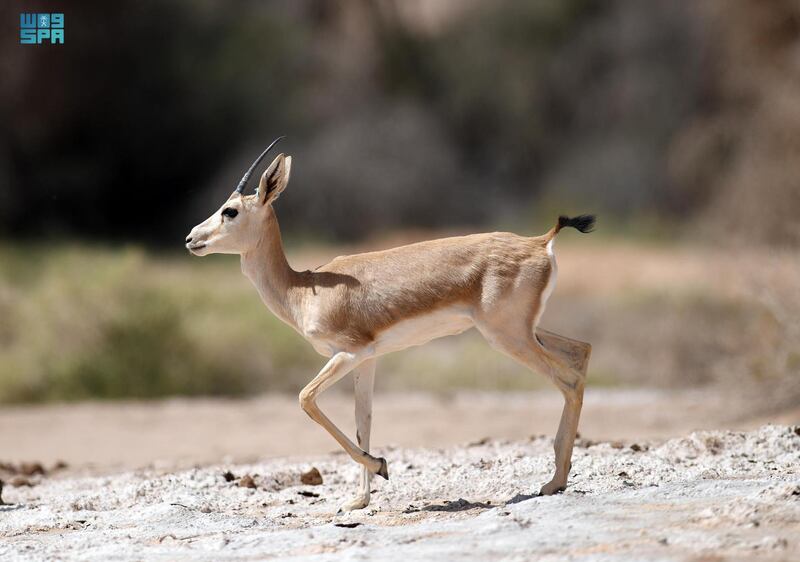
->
[547, 214, 596, 240]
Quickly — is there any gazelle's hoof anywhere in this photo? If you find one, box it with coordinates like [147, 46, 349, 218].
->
[539, 480, 566, 496]
[375, 457, 389, 480]
[336, 494, 370, 513]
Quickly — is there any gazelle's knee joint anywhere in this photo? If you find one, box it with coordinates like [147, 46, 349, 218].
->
[298, 387, 316, 413]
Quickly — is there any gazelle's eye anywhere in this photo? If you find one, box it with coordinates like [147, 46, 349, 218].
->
[221, 208, 238, 219]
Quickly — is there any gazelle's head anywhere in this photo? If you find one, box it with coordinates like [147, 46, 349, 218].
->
[186, 138, 292, 256]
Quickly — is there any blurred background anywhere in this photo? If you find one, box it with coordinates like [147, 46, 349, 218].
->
[0, 0, 798, 444]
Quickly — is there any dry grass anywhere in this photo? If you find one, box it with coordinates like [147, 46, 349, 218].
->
[545, 239, 800, 413]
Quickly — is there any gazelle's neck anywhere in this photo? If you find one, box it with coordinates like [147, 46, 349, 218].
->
[240, 207, 303, 331]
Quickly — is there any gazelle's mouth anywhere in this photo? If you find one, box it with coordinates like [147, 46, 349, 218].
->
[187, 243, 206, 254]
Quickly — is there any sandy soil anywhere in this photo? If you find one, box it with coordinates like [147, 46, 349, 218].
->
[0, 423, 798, 561]
[0, 389, 794, 471]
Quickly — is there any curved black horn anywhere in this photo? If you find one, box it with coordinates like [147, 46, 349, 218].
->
[234, 136, 285, 194]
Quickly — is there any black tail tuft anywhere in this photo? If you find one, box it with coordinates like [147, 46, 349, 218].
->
[557, 214, 596, 234]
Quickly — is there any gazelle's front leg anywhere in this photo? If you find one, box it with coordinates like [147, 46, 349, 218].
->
[299, 351, 388, 479]
[338, 358, 377, 513]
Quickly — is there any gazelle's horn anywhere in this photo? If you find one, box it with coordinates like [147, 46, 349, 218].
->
[234, 136, 285, 194]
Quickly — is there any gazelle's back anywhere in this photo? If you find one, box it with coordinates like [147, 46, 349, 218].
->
[307, 231, 553, 347]
[320, 231, 550, 282]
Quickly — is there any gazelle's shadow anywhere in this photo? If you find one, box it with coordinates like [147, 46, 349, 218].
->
[404, 492, 544, 513]
[0, 504, 25, 512]
[404, 498, 494, 513]
[506, 492, 539, 504]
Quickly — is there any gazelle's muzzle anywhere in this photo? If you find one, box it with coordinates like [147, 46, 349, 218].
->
[185, 239, 208, 255]
[185, 222, 213, 255]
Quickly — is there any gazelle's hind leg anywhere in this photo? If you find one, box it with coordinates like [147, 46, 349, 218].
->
[477, 321, 590, 495]
[338, 358, 377, 513]
[535, 329, 591, 494]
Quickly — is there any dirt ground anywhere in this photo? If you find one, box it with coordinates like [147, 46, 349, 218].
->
[0, 390, 799, 561]
[0, 388, 796, 471]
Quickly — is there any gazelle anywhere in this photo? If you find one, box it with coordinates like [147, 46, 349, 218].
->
[186, 138, 594, 512]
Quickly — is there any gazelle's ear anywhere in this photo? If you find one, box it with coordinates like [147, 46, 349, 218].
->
[258, 154, 291, 204]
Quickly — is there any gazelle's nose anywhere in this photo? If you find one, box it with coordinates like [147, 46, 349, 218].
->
[185, 236, 193, 244]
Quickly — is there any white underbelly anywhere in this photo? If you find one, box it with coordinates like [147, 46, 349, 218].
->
[373, 305, 474, 355]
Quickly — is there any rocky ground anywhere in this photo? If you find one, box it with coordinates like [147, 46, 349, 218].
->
[1, 424, 798, 561]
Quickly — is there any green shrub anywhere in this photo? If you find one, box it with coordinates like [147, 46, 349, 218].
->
[0, 244, 317, 402]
